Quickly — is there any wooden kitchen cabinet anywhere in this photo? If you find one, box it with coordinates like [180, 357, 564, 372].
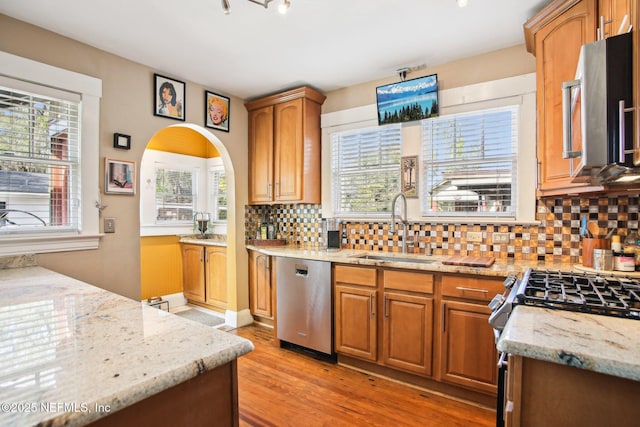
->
[245, 86, 325, 204]
[439, 275, 502, 394]
[248, 250, 274, 320]
[382, 270, 434, 377]
[334, 265, 378, 361]
[505, 355, 640, 426]
[524, 0, 600, 196]
[181, 243, 227, 310]
[598, 0, 635, 39]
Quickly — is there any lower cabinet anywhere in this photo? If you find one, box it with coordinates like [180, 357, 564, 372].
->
[181, 243, 227, 310]
[334, 265, 502, 396]
[248, 250, 274, 319]
[334, 265, 377, 361]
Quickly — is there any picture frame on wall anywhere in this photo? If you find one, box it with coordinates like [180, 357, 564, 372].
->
[376, 74, 439, 125]
[401, 156, 418, 198]
[113, 133, 131, 150]
[105, 158, 136, 195]
[154, 73, 185, 121]
[205, 91, 230, 132]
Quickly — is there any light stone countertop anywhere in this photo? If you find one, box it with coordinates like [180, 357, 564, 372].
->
[245, 244, 576, 278]
[179, 234, 227, 247]
[497, 305, 640, 381]
[0, 265, 253, 427]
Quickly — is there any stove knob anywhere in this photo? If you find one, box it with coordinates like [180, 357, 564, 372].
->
[488, 293, 505, 311]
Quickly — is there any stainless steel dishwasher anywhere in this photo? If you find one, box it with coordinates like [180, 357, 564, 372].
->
[276, 257, 333, 356]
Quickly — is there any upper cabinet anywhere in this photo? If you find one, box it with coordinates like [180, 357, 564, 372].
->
[245, 87, 326, 205]
[524, 0, 636, 197]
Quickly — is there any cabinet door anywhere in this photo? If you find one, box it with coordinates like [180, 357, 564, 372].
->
[181, 244, 205, 303]
[205, 246, 227, 309]
[334, 285, 377, 361]
[249, 251, 273, 318]
[248, 105, 274, 204]
[273, 98, 303, 202]
[382, 292, 433, 376]
[532, 0, 598, 195]
[440, 300, 497, 394]
[598, 0, 634, 38]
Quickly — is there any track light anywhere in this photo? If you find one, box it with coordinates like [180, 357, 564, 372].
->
[278, 0, 290, 14]
[456, 0, 468, 7]
[221, 0, 291, 15]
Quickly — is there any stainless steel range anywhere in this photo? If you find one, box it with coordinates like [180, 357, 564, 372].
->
[488, 268, 640, 427]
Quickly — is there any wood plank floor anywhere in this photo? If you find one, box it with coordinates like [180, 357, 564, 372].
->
[231, 324, 495, 427]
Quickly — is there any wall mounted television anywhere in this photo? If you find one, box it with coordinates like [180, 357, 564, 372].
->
[376, 74, 439, 125]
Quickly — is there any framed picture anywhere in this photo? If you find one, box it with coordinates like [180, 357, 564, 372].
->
[154, 73, 185, 121]
[401, 156, 418, 198]
[113, 133, 131, 150]
[205, 91, 230, 132]
[376, 74, 439, 125]
[105, 158, 136, 195]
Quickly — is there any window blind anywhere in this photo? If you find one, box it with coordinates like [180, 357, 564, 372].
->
[0, 85, 80, 232]
[421, 106, 518, 217]
[331, 124, 401, 216]
[209, 167, 227, 221]
[155, 167, 195, 223]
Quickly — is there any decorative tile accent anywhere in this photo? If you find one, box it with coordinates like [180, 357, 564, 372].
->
[245, 195, 640, 264]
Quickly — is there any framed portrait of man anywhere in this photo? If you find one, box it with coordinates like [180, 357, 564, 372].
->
[154, 74, 185, 121]
[205, 91, 230, 132]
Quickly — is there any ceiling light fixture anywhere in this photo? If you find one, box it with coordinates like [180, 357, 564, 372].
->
[456, 0, 468, 7]
[222, 0, 291, 15]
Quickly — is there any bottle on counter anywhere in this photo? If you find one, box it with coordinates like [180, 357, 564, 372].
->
[611, 235, 622, 252]
[267, 216, 276, 240]
[260, 216, 268, 240]
[623, 232, 640, 271]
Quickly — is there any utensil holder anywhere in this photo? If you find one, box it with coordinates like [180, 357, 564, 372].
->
[582, 238, 610, 268]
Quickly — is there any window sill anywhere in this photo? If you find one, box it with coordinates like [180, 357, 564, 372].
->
[0, 233, 102, 256]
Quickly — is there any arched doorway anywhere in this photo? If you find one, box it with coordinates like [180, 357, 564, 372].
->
[139, 124, 251, 327]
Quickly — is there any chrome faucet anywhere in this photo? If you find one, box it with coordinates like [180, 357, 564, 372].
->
[390, 192, 408, 253]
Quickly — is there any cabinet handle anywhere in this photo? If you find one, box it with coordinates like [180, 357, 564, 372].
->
[455, 286, 488, 293]
[442, 303, 446, 332]
[200, 248, 204, 263]
[384, 294, 388, 318]
[498, 351, 509, 368]
[370, 293, 375, 318]
[267, 183, 272, 197]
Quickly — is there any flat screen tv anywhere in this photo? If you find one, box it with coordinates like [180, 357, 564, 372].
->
[376, 74, 439, 125]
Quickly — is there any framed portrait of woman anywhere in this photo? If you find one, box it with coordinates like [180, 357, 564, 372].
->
[205, 91, 230, 132]
[154, 74, 185, 121]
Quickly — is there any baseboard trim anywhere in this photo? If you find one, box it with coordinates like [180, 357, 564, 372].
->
[225, 308, 253, 328]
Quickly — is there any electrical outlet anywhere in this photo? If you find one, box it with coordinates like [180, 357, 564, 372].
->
[493, 233, 510, 244]
[467, 231, 483, 242]
[104, 218, 116, 233]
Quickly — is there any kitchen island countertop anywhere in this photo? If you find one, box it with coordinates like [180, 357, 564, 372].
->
[497, 305, 640, 381]
[0, 265, 253, 426]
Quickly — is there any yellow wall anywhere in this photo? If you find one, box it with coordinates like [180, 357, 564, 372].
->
[147, 126, 220, 158]
[140, 236, 183, 300]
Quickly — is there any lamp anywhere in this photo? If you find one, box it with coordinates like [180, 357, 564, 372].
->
[456, 0, 469, 7]
[222, 0, 291, 14]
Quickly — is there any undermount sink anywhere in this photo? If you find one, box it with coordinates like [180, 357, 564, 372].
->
[352, 254, 436, 264]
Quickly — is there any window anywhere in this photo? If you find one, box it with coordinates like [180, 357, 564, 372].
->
[154, 167, 196, 223]
[209, 166, 227, 221]
[421, 106, 518, 217]
[0, 52, 101, 256]
[0, 85, 79, 232]
[331, 124, 401, 216]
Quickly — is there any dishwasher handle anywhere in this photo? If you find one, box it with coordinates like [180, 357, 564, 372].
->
[295, 265, 309, 277]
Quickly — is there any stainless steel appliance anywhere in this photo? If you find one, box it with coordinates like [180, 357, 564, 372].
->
[489, 269, 640, 427]
[276, 257, 333, 356]
[562, 32, 636, 184]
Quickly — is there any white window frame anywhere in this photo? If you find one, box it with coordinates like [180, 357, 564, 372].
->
[208, 158, 227, 223]
[0, 51, 102, 256]
[153, 165, 198, 225]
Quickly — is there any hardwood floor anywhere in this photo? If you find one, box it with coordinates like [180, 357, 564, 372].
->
[231, 324, 495, 427]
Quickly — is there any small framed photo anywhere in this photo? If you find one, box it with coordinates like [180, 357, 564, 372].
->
[105, 158, 136, 195]
[401, 156, 418, 198]
[154, 73, 185, 121]
[113, 133, 131, 150]
[205, 91, 230, 132]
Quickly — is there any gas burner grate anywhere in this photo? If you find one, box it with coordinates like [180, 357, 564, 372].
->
[516, 269, 640, 320]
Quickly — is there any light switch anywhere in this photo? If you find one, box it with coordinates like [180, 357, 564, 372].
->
[104, 218, 116, 233]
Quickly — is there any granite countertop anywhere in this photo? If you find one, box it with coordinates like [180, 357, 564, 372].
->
[497, 305, 640, 381]
[180, 235, 227, 247]
[246, 244, 575, 278]
[0, 266, 253, 427]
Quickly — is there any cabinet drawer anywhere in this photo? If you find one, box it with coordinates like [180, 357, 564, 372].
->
[441, 275, 504, 302]
[383, 270, 434, 294]
[334, 265, 376, 287]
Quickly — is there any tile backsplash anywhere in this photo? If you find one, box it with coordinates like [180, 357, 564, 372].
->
[245, 195, 639, 264]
